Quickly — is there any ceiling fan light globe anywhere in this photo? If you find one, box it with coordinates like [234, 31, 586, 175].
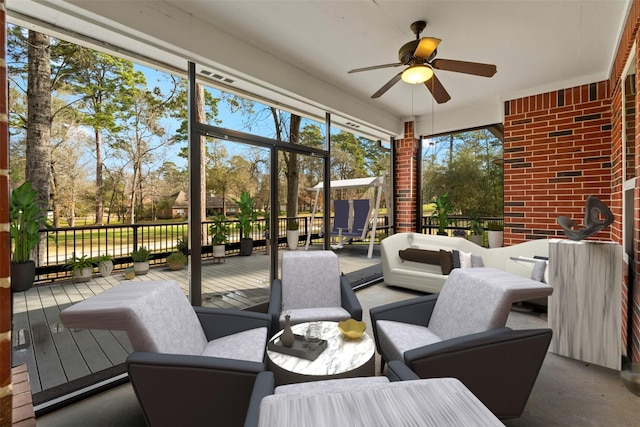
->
[401, 65, 433, 84]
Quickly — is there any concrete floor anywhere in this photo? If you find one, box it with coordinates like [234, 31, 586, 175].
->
[37, 282, 640, 426]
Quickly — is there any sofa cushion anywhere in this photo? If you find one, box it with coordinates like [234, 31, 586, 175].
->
[439, 250, 453, 274]
[458, 250, 473, 268]
[398, 248, 441, 265]
[531, 260, 547, 282]
[397, 248, 454, 276]
[471, 254, 484, 267]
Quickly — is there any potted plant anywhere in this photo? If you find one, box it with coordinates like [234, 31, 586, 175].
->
[9, 182, 51, 292]
[469, 214, 485, 246]
[177, 235, 188, 256]
[431, 193, 452, 236]
[96, 254, 114, 277]
[286, 219, 299, 250]
[131, 246, 151, 275]
[166, 251, 187, 270]
[66, 254, 96, 283]
[209, 212, 229, 259]
[232, 191, 259, 256]
[487, 221, 504, 248]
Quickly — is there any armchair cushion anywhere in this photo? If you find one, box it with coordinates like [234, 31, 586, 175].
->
[282, 251, 342, 309]
[428, 267, 552, 340]
[60, 280, 208, 354]
[201, 327, 268, 363]
[375, 320, 441, 363]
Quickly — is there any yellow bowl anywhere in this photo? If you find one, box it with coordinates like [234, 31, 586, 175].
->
[338, 319, 366, 339]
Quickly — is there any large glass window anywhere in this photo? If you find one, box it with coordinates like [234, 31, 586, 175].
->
[421, 127, 503, 235]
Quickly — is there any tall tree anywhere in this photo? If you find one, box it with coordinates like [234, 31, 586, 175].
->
[114, 87, 167, 224]
[25, 31, 51, 205]
[67, 49, 142, 224]
[271, 108, 301, 220]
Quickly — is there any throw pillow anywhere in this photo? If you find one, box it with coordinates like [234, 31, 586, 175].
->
[451, 250, 461, 269]
[458, 250, 472, 268]
[439, 250, 453, 275]
[398, 248, 441, 265]
[471, 254, 484, 267]
[531, 260, 547, 282]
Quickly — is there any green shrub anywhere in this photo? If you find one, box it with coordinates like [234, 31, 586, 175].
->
[131, 246, 151, 262]
[166, 251, 187, 265]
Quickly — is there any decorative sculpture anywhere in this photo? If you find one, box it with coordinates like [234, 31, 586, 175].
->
[557, 195, 614, 240]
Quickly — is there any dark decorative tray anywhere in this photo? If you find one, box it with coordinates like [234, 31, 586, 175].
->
[267, 334, 327, 361]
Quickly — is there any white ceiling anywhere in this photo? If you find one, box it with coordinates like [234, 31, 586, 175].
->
[7, 0, 631, 141]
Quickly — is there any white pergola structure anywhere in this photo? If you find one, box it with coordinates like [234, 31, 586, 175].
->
[305, 177, 386, 259]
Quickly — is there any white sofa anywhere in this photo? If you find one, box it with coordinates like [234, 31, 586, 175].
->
[381, 232, 549, 294]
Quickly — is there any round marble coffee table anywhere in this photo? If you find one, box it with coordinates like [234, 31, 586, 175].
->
[266, 320, 375, 386]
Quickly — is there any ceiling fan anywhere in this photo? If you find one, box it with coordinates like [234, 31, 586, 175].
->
[348, 20, 497, 104]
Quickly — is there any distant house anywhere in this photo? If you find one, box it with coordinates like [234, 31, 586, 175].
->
[163, 191, 236, 219]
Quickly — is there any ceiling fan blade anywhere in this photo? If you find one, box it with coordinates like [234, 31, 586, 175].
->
[414, 37, 441, 59]
[424, 74, 451, 104]
[348, 63, 403, 73]
[371, 72, 403, 98]
[431, 59, 497, 77]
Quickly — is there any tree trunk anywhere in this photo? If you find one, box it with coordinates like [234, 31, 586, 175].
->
[26, 30, 52, 266]
[286, 114, 301, 219]
[94, 128, 104, 224]
[197, 84, 207, 244]
[25, 30, 51, 206]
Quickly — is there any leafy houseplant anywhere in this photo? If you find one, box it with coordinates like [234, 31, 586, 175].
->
[166, 251, 187, 270]
[286, 219, 300, 250]
[9, 182, 51, 291]
[209, 213, 230, 246]
[232, 191, 259, 256]
[468, 215, 485, 246]
[431, 193, 453, 235]
[95, 254, 114, 277]
[177, 236, 188, 256]
[209, 212, 229, 258]
[131, 246, 151, 275]
[66, 254, 96, 283]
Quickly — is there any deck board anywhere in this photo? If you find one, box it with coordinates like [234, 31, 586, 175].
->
[12, 244, 381, 401]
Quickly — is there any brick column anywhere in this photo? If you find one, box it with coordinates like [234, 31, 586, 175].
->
[394, 121, 419, 232]
[0, 0, 12, 423]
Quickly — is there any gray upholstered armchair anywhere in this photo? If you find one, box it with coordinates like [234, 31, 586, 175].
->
[370, 267, 553, 419]
[60, 280, 271, 427]
[268, 251, 362, 334]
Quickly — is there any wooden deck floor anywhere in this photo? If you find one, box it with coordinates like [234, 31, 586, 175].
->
[11, 244, 381, 400]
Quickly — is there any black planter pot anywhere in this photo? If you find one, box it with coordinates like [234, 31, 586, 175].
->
[437, 231, 448, 236]
[240, 238, 254, 256]
[11, 260, 36, 292]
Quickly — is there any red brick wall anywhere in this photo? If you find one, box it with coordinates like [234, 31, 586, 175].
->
[503, 82, 613, 246]
[394, 122, 419, 232]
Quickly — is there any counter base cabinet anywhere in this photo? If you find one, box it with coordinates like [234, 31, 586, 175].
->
[548, 239, 622, 370]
